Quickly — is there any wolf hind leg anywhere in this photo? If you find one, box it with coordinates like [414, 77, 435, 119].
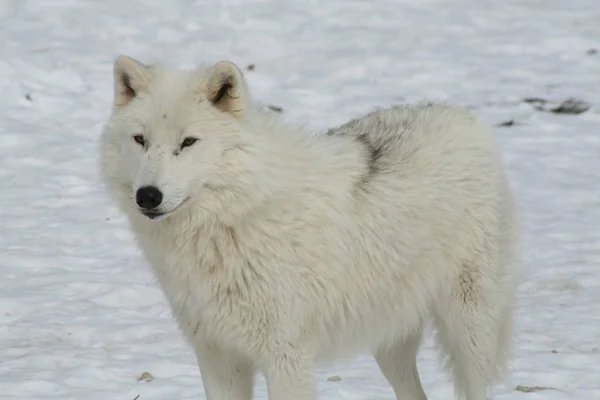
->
[374, 327, 428, 400]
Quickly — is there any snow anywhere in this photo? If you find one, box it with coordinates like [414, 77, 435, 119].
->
[1, 0, 599, 399]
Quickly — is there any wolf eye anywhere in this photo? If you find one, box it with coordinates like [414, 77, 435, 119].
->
[133, 134, 146, 146]
[181, 137, 198, 149]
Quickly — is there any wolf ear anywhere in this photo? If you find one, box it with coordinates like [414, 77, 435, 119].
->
[113, 56, 153, 108]
[206, 61, 248, 119]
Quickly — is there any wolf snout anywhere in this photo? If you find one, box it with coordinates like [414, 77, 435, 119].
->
[136, 186, 163, 210]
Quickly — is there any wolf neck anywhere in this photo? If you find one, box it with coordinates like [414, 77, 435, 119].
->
[240, 110, 366, 209]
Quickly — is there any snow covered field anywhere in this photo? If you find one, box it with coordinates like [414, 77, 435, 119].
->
[1, 0, 599, 399]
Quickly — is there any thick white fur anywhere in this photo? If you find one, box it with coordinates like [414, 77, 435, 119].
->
[99, 56, 520, 400]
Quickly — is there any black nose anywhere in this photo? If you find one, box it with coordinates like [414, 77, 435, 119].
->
[136, 186, 163, 210]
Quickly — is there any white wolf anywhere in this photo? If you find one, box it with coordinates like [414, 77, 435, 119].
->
[99, 56, 520, 400]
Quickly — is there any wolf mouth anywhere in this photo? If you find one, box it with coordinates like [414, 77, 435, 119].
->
[141, 211, 165, 219]
[139, 197, 191, 220]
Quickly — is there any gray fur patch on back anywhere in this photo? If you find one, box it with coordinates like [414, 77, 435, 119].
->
[326, 113, 403, 190]
[355, 133, 383, 187]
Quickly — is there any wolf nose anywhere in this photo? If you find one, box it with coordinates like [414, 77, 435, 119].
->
[136, 186, 163, 210]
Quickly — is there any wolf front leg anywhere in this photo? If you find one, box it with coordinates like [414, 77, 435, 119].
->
[262, 349, 317, 400]
[196, 344, 255, 400]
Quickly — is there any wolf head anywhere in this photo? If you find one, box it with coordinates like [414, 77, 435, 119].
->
[99, 56, 261, 222]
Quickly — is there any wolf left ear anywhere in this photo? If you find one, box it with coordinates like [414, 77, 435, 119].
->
[206, 61, 248, 119]
[113, 55, 153, 108]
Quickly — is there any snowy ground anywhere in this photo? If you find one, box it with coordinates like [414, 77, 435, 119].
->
[1, 0, 599, 399]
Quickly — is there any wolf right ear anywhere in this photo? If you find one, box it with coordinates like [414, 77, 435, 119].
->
[206, 61, 249, 119]
[113, 56, 153, 108]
